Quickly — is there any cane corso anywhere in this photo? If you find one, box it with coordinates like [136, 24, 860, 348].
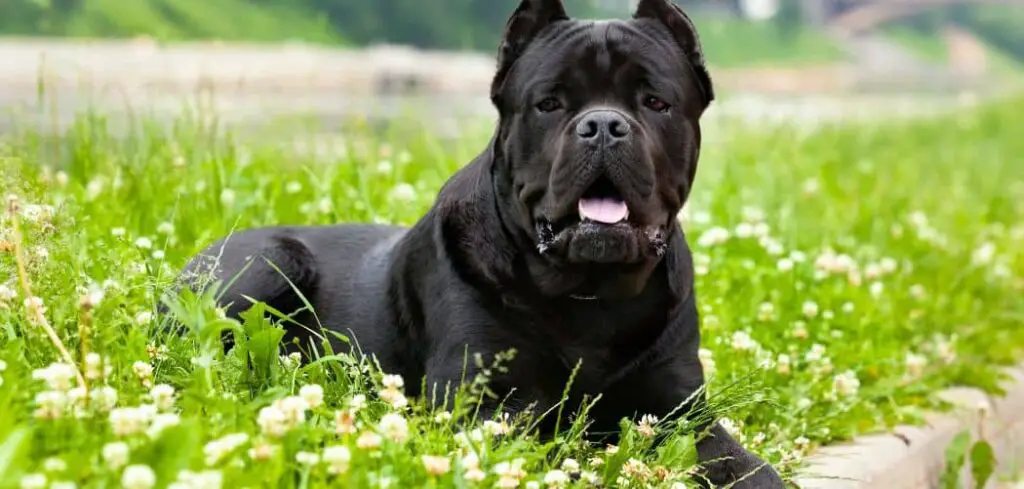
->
[173, 0, 784, 486]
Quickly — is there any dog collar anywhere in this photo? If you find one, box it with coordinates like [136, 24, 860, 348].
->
[570, 294, 599, 301]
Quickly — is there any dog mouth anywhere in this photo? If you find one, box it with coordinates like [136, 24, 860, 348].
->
[577, 176, 630, 224]
[534, 175, 668, 262]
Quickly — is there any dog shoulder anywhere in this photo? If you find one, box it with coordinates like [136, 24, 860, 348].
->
[430, 154, 517, 287]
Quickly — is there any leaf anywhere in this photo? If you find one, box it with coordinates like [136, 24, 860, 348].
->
[941, 430, 972, 489]
[969, 440, 996, 489]
[239, 302, 286, 387]
[0, 427, 33, 485]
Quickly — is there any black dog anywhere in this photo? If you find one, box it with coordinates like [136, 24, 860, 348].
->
[173, 0, 784, 486]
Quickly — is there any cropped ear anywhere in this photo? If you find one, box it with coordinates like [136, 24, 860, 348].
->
[490, 0, 570, 103]
[634, 0, 715, 107]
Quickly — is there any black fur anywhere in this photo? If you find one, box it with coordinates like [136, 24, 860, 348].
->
[171, 0, 784, 486]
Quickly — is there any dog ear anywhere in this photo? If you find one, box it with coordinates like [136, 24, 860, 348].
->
[634, 0, 715, 107]
[491, 0, 570, 103]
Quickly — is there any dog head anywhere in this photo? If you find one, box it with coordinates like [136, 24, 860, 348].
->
[489, 0, 713, 300]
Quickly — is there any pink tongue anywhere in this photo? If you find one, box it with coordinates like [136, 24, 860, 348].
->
[578, 197, 629, 224]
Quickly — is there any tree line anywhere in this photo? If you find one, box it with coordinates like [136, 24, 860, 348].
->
[1, 0, 1022, 60]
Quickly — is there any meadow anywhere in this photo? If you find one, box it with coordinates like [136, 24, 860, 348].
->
[0, 95, 1022, 489]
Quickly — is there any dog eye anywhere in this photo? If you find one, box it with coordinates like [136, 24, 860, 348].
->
[535, 97, 564, 113]
[643, 96, 671, 113]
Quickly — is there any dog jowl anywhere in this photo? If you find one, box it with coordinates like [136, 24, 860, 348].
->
[170, 0, 785, 487]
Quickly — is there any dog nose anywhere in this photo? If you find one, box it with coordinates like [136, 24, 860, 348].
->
[575, 110, 630, 143]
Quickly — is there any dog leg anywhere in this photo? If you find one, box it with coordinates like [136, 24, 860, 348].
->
[694, 423, 785, 488]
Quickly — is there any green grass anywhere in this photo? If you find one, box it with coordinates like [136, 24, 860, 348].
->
[0, 95, 1023, 488]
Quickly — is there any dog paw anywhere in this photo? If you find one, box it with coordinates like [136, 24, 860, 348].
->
[695, 450, 786, 489]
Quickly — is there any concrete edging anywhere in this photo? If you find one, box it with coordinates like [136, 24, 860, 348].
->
[794, 364, 1024, 489]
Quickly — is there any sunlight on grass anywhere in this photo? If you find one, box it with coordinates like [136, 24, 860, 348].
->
[0, 95, 1022, 488]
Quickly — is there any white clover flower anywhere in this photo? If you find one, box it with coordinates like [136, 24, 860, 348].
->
[348, 394, 367, 411]
[805, 344, 827, 363]
[134, 237, 153, 250]
[378, 412, 409, 442]
[109, 406, 151, 436]
[971, 242, 997, 266]
[172, 470, 223, 489]
[381, 374, 404, 390]
[776, 258, 794, 272]
[132, 361, 154, 382]
[299, 384, 324, 409]
[84, 353, 109, 381]
[43, 457, 67, 473]
[421, 455, 451, 476]
[698, 348, 715, 375]
[32, 362, 77, 391]
[559, 458, 580, 474]
[156, 222, 175, 235]
[20, 474, 47, 489]
[248, 443, 277, 462]
[102, 442, 130, 470]
[379, 389, 408, 409]
[802, 301, 819, 319]
[734, 223, 754, 238]
[219, 189, 236, 207]
[719, 418, 741, 437]
[204, 433, 250, 466]
[730, 330, 758, 352]
[696, 227, 730, 247]
[34, 390, 68, 420]
[869, 282, 884, 298]
[0, 285, 15, 305]
[388, 183, 417, 203]
[257, 405, 289, 438]
[832, 370, 861, 398]
[356, 430, 383, 450]
[776, 354, 792, 375]
[910, 284, 926, 300]
[147, 413, 181, 439]
[92, 386, 119, 412]
[482, 414, 511, 436]
[150, 384, 176, 411]
[544, 469, 570, 487]
[905, 352, 927, 378]
[121, 465, 156, 489]
[51, 482, 77, 489]
[86, 178, 105, 200]
[323, 446, 352, 475]
[864, 263, 883, 281]
[285, 181, 303, 194]
[636, 414, 658, 438]
[295, 451, 320, 467]
[454, 428, 484, 447]
[276, 396, 308, 424]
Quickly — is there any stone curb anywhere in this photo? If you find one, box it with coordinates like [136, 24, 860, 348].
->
[794, 364, 1024, 489]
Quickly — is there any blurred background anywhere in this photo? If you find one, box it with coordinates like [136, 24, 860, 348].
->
[1, 0, 1022, 143]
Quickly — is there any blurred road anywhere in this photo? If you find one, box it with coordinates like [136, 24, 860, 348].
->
[0, 38, 996, 145]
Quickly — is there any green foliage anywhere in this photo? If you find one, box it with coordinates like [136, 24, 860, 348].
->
[0, 95, 1022, 487]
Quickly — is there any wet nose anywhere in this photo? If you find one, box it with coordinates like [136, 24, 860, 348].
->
[575, 110, 631, 143]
